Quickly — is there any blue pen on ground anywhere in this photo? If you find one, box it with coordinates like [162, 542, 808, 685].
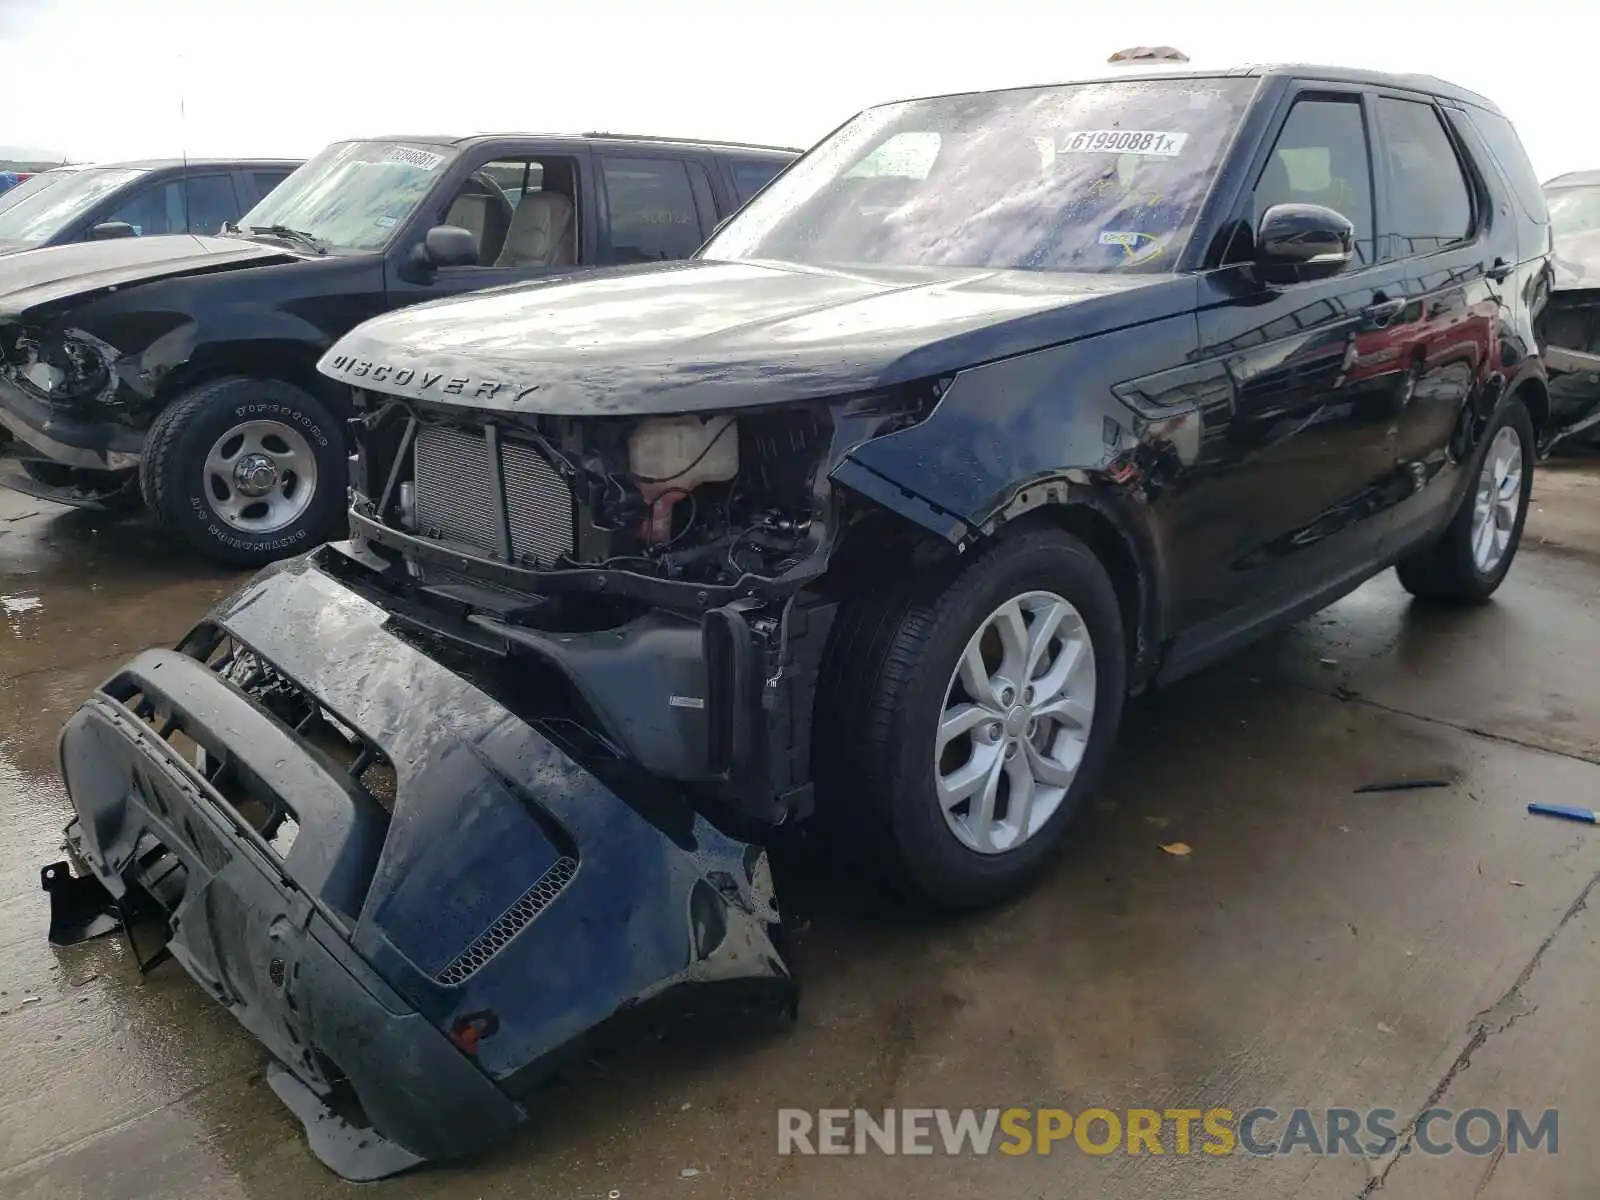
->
[1527, 802, 1600, 824]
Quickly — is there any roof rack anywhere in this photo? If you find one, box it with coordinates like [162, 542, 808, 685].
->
[580, 131, 802, 153]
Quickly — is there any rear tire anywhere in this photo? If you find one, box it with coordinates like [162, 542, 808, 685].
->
[1395, 397, 1534, 604]
[817, 527, 1127, 910]
[140, 376, 347, 568]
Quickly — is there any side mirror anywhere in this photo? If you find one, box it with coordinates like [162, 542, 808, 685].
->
[422, 224, 479, 268]
[88, 221, 137, 241]
[1255, 203, 1353, 284]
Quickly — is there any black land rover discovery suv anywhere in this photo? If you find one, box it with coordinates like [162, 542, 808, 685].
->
[44, 65, 1552, 1178]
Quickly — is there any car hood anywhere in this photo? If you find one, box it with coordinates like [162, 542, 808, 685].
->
[320, 258, 1194, 415]
[0, 234, 301, 320]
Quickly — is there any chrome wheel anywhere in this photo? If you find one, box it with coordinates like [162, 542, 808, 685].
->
[935, 590, 1096, 855]
[203, 419, 317, 534]
[1470, 425, 1523, 574]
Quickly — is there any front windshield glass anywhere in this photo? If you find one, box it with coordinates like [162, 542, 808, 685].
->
[0, 168, 143, 246]
[702, 77, 1256, 274]
[0, 170, 70, 218]
[238, 140, 457, 251]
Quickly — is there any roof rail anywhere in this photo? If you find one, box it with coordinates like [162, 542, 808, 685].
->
[580, 131, 802, 153]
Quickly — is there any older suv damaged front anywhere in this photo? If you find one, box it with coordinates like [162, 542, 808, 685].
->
[43, 66, 1553, 1178]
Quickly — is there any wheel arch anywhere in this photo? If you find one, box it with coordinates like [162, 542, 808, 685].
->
[827, 475, 1167, 692]
[153, 340, 351, 441]
[1511, 371, 1550, 437]
[994, 498, 1162, 692]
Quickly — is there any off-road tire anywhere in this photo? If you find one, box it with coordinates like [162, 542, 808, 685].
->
[1395, 397, 1535, 604]
[817, 527, 1127, 910]
[139, 376, 346, 568]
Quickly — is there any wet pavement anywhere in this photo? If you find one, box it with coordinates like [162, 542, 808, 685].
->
[3, 464, 1599, 1199]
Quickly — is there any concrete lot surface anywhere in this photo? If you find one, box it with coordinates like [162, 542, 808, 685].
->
[2, 464, 1598, 1199]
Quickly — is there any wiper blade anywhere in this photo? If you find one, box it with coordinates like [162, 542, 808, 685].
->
[248, 225, 327, 254]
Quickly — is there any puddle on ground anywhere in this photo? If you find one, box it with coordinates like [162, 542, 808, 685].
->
[2, 591, 44, 637]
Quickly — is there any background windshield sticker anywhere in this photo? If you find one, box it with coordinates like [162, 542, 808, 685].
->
[1059, 130, 1189, 157]
[383, 146, 445, 171]
[1099, 230, 1165, 263]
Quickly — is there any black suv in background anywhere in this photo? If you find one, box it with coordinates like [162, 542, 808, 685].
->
[0, 133, 796, 562]
[43, 66, 1550, 1179]
[0, 158, 301, 253]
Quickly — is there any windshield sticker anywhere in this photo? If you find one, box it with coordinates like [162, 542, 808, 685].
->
[383, 146, 445, 172]
[375, 215, 399, 228]
[1099, 230, 1166, 263]
[1059, 130, 1188, 157]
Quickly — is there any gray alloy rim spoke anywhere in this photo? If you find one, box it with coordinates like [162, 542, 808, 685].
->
[935, 590, 1096, 857]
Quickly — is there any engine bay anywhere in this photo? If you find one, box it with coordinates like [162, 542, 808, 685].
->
[347, 388, 932, 607]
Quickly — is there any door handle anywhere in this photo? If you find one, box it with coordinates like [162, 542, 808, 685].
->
[1362, 295, 1406, 326]
[1487, 256, 1512, 283]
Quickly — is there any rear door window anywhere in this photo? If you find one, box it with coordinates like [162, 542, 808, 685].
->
[1460, 107, 1548, 225]
[1375, 97, 1473, 257]
[600, 156, 703, 263]
[728, 157, 786, 203]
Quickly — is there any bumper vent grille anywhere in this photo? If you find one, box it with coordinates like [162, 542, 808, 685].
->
[412, 424, 576, 566]
[435, 855, 579, 986]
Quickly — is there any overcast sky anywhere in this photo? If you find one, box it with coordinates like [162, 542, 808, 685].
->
[0, 0, 1591, 181]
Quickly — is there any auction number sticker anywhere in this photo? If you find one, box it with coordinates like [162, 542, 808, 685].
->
[1059, 130, 1188, 157]
[1099, 230, 1165, 263]
[384, 146, 445, 171]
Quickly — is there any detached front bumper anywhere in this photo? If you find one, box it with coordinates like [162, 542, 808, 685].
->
[0, 376, 143, 470]
[43, 559, 793, 1179]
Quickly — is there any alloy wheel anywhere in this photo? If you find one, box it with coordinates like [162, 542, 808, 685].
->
[935, 590, 1097, 855]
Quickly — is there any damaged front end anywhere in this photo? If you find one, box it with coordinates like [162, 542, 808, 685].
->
[43, 297, 952, 1176]
[1544, 283, 1600, 451]
[335, 377, 943, 825]
[1543, 204, 1600, 452]
[42, 559, 794, 1179]
[0, 320, 144, 506]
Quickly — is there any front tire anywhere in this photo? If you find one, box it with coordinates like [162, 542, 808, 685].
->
[140, 377, 347, 568]
[819, 527, 1127, 910]
[1395, 397, 1534, 604]
[19, 461, 142, 511]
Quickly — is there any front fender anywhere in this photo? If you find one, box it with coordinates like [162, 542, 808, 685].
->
[831, 319, 1196, 682]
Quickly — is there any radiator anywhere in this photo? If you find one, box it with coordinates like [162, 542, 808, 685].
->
[412, 423, 576, 566]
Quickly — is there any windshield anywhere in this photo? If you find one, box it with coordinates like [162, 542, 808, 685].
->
[0, 167, 143, 246]
[0, 170, 70, 218]
[702, 77, 1256, 274]
[237, 140, 456, 252]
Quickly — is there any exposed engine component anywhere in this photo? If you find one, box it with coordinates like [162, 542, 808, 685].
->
[365, 401, 839, 590]
[628, 415, 739, 545]
[1544, 287, 1600, 450]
